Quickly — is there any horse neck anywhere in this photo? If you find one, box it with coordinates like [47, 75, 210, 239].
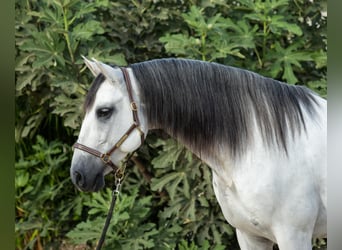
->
[131, 74, 233, 172]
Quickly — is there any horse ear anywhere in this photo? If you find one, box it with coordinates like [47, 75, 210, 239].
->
[82, 56, 101, 76]
[92, 58, 120, 85]
[82, 56, 119, 85]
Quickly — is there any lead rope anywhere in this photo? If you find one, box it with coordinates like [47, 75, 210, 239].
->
[95, 167, 125, 250]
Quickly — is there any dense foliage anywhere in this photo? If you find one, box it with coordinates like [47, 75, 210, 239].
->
[15, 0, 326, 249]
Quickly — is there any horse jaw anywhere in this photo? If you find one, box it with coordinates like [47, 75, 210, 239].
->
[120, 130, 144, 153]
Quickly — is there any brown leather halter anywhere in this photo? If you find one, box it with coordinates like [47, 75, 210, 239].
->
[73, 67, 145, 173]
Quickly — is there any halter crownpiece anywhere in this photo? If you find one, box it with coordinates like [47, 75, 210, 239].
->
[73, 66, 145, 172]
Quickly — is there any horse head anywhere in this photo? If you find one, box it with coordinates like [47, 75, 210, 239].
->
[70, 58, 146, 192]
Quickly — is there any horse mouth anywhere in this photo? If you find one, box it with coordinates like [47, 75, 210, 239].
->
[91, 174, 104, 192]
[79, 173, 103, 192]
[73, 172, 104, 192]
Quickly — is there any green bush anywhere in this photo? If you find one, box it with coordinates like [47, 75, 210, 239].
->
[160, 0, 326, 88]
[15, 0, 326, 249]
[66, 137, 235, 249]
[15, 136, 90, 249]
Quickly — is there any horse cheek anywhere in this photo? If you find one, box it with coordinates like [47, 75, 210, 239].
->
[120, 130, 142, 153]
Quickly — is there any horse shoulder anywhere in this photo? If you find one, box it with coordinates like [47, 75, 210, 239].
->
[210, 112, 326, 241]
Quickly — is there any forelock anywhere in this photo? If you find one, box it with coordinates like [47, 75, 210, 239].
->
[84, 73, 106, 112]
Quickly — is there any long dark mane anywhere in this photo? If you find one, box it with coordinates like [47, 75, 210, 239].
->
[130, 58, 318, 158]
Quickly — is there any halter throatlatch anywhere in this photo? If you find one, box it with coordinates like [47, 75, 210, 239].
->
[73, 67, 145, 172]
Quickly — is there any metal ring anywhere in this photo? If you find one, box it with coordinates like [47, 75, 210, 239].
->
[101, 154, 111, 164]
[130, 102, 138, 111]
[115, 169, 124, 180]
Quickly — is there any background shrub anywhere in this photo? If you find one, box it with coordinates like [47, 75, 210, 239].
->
[15, 0, 326, 249]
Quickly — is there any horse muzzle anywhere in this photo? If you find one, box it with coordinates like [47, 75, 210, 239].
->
[70, 156, 106, 192]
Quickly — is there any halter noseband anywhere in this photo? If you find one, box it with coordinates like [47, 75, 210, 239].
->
[73, 67, 145, 173]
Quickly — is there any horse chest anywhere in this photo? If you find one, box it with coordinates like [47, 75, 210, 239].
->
[212, 171, 276, 240]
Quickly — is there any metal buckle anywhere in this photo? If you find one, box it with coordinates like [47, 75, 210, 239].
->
[130, 102, 138, 111]
[101, 154, 111, 164]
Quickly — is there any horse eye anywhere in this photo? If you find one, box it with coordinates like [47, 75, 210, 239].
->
[96, 107, 113, 119]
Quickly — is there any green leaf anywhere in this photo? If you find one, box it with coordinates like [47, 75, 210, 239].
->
[312, 49, 327, 69]
[66, 218, 105, 243]
[151, 139, 184, 169]
[269, 15, 302, 36]
[160, 34, 201, 58]
[268, 0, 289, 10]
[151, 172, 183, 192]
[16, 220, 42, 231]
[15, 71, 37, 92]
[98, 53, 127, 66]
[72, 20, 105, 40]
[182, 6, 207, 33]
[16, 171, 29, 188]
[269, 42, 315, 83]
[245, 13, 265, 22]
[307, 79, 327, 98]
[32, 54, 53, 68]
[283, 61, 298, 83]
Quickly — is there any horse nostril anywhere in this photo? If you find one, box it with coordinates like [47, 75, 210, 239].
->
[74, 171, 84, 187]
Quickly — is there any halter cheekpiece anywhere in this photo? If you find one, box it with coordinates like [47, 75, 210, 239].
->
[73, 67, 145, 173]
